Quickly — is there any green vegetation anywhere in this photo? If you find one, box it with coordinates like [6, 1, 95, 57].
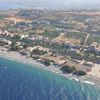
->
[42, 59, 51, 66]
[9, 42, 19, 51]
[31, 49, 47, 56]
[60, 65, 76, 74]
[12, 35, 21, 42]
[60, 65, 86, 76]
[43, 31, 59, 38]
[73, 71, 86, 76]
[0, 40, 8, 46]
[87, 34, 100, 44]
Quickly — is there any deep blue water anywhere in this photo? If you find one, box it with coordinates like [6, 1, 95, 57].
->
[0, 57, 100, 100]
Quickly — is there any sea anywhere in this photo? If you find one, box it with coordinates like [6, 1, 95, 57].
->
[0, 57, 100, 100]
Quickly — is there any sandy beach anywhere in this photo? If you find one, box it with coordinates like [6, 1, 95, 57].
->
[0, 46, 62, 75]
[0, 46, 100, 87]
[87, 64, 100, 78]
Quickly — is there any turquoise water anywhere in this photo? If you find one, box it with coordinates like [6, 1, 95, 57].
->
[0, 57, 100, 100]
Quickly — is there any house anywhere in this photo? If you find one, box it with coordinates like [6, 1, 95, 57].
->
[32, 46, 50, 53]
[3, 30, 11, 36]
[20, 35, 29, 40]
[83, 61, 93, 67]
[95, 47, 100, 55]
[27, 47, 34, 52]
[0, 39, 12, 48]
[87, 42, 98, 52]
[40, 20, 50, 25]
[15, 42, 24, 49]
[59, 20, 66, 24]
[88, 42, 100, 54]
[58, 60, 66, 65]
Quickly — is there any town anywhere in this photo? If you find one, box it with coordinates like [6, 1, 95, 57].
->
[0, 9, 100, 77]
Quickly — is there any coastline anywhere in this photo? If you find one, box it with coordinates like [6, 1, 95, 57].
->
[0, 46, 100, 87]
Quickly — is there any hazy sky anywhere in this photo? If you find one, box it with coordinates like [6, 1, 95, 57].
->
[0, 0, 99, 4]
[0, 0, 100, 9]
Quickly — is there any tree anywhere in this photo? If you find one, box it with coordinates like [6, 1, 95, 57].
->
[60, 65, 76, 74]
[73, 71, 86, 76]
[10, 42, 19, 51]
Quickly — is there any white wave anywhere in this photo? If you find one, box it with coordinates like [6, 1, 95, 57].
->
[82, 81, 95, 85]
[72, 77, 79, 82]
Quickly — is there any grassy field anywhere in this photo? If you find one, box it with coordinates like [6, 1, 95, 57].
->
[87, 34, 100, 45]
[54, 34, 81, 45]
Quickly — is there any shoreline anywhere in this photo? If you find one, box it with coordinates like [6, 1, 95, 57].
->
[0, 46, 100, 87]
